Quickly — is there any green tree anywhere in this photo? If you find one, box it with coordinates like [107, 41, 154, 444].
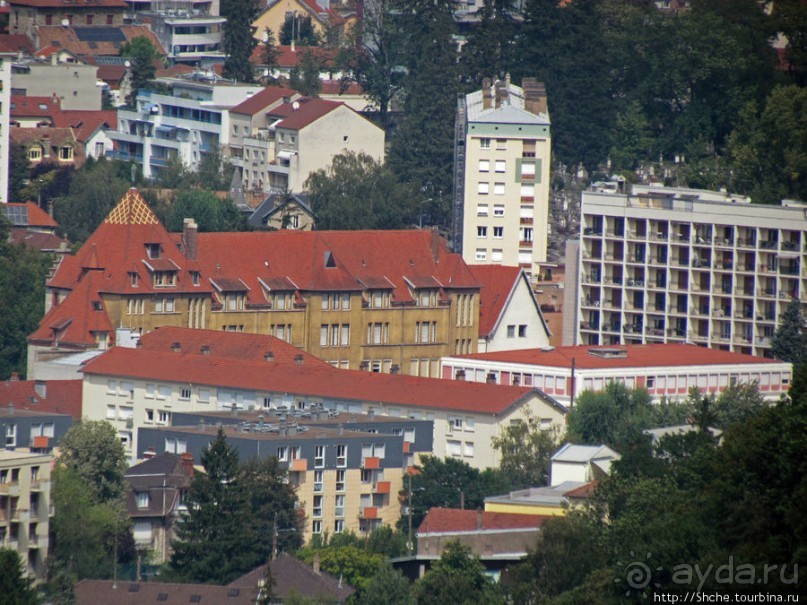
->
[7, 142, 30, 202]
[771, 297, 807, 364]
[120, 36, 161, 106]
[154, 157, 195, 190]
[53, 158, 132, 244]
[196, 147, 235, 191]
[220, 0, 257, 82]
[711, 382, 767, 429]
[261, 28, 282, 84]
[728, 85, 807, 204]
[458, 0, 521, 89]
[169, 429, 300, 584]
[567, 382, 655, 449]
[305, 152, 419, 230]
[163, 190, 246, 232]
[280, 14, 320, 46]
[388, 0, 458, 226]
[491, 408, 559, 489]
[0, 215, 49, 379]
[356, 564, 415, 605]
[414, 541, 502, 605]
[0, 549, 38, 605]
[297, 544, 383, 593]
[289, 49, 323, 97]
[608, 101, 654, 172]
[58, 420, 128, 503]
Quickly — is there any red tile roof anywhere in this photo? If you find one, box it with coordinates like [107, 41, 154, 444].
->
[10, 126, 85, 167]
[11, 95, 60, 119]
[29, 271, 113, 347]
[74, 580, 257, 605]
[269, 97, 343, 130]
[229, 85, 299, 116]
[418, 508, 549, 534]
[469, 265, 521, 337]
[4, 202, 58, 227]
[11, 0, 126, 6]
[0, 379, 82, 420]
[53, 109, 117, 142]
[0, 34, 36, 53]
[80, 330, 542, 416]
[320, 79, 365, 96]
[9, 229, 68, 252]
[36, 25, 164, 58]
[455, 343, 783, 369]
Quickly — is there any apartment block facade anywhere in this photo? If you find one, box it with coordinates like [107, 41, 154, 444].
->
[571, 186, 807, 356]
[454, 77, 551, 277]
[0, 450, 52, 581]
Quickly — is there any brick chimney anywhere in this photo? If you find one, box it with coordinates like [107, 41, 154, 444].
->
[476, 509, 483, 530]
[482, 78, 492, 110]
[180, 452, 195, 476]
[143, 447, 156, 460]
[182, 218, 198, 260]
[522, 78, 547, 116]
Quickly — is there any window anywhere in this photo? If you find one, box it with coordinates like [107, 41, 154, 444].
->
[146, 243, 161, 259]
[367, 322, 389, 344]
[145, 409, 154, 423]
[5, 424, 17, 447]
[313, 495, 323, 518]
[449, 416, 463, 431]
[478, 182, 489, 195]
[521, 161, 536, 178]
[136, 492, 148, 509]
[480, 138, 491, 149]
[336, 469, 345, 492]
[518, 324, 527, 337]
[312, 520, 322, 534]
[157, 411, 169, 425]
[314, 470, 323, 492]
[415, 321, 436, 343]
[330, 324, 340, 347]
[336, 444, 347, 467]
[59, 146, 73, 160]
[340, 324, 350, 347]
[477, 226, 487, 238]
[465, 417, 475, 432]
[495, 159, 506, 173]
[191, 272, 200, 286]
[361, 469, 373, 484]
[475, 249, 487, 261]
[145, 384, 155, 398]
[507, 325, 515, 338]
[165, 437, 187, 454]
[447, 439, 461, 457]
[494, 182, 505, 195]
[334, 519, 345, 533]
[493, 226, 504, 239]
[496, 139, 507, 150]
[107, 380, 117, 395]
[334, 495, 345, 518]
[477, 204, 489, 217]
[198, 388, 210, 402]
[493, 204, 504, 217]
[129, 272, 139, 287]
[86, 14, 93, 24]
[155, 298, 175, 313]
[28, 146, 42, 161]
[314, 445, 325, 468]
[180, 387, 191, 400]
[492, 249, 503, 262]
[521, 184, 535, 198]
[478, 159, 490, 172]
[157, 385, 171, 400]
[106, 14, 113, 24]
[320, 325, 328, 347]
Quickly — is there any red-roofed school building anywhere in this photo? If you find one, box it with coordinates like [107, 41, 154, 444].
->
[29, 188, 487, 380]
[441, 343, 792, 404]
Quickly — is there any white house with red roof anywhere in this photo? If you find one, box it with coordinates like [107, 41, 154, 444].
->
[229, 89, 384, 194]
[470, 265, 551, 353]
[79, 327, 567, 465]
[441, 343, 792, 404]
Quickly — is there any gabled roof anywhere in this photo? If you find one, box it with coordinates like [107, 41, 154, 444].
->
[2, 202, 58, 228]
[35, 25, 165, 58]
[452, 343, 785, 369]
[9, 229, 69, 252]
[247, 192, 314, 229]
[417, 508, 548, 535]
[0, 34, 36, 54]
[53, 110, 118, 143]
[268, 97, 344, 131]
[469, 264, 521, 337]
[29, 271, 113, 347]
[80, 329, 556, 416]
[74, 580, 256, 605]
[10, 95, 60, 119]
[229, 554, 355, 603]
[0, 379, 82, 420]
[551, 443, 619, 464]
[229, 85, 299, 116]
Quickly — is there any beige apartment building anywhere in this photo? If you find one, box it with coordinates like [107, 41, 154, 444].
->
[454, 77, 551, 278]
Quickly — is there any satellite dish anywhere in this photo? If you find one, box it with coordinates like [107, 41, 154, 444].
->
[124, 60, 131, 68]
[292, 101, 300, 110]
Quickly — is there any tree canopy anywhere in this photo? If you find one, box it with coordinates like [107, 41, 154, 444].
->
[0, 549, 38, 605]
[305, 151, 420, 230]
[491, 408, 559, 489]
[414, 541, 502, 605]
[162, 190, 246, 233]
[120, 36, 161, 106]
[57, 420, 128, 503]
[220, 0, 257, 82]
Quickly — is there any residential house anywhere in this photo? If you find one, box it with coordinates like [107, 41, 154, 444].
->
[251, 0, 356, 45]
[470, 264, 550, 353]
[247, 191, 316, 230]
[28, 188, 483, 377]
[125, 451, 193, 563]
[1, 202, 68, 253]
[10, 125, 84, 168]
[441, 343, 792, 404]
[484, 482, 596, 517]
[10, 58, 101, 110]
[9, 0, 128, 36]
[33, 25, 164, 64]
[230, 93, 384, 194]
[0, 377, 81, 420]
[109, 77, 262, 179]
[549, 443, 620, 486]
[454, 77, 551, 278]
[0, 450, 52, 580]
[78, 326, 567, 470]
[569, 184, 807, 356]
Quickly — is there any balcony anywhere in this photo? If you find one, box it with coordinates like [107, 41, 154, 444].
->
[361, 506, 379, 519]
[373, 481, 391, 495]
[362, 457, 380, 470]
[0, 483, 19, 497]
[289, 458, 307, 472]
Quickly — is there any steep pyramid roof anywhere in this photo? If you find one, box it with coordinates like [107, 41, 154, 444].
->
[105, 188, 160, 226]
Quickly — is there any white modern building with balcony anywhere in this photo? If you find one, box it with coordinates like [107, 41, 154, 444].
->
[567, 185, 807, 357]
[109, 76, 262, 179]
[125, 0, 225, 63]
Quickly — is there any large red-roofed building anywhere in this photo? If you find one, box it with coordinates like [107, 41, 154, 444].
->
[441, 343, 792, 403]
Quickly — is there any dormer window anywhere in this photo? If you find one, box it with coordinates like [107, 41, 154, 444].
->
[153, 271, 177, 287]
[130, 272, 139, 287]
[191, 271, 200, 286]
[92, 301, 102, 311]
[146, 243, 161, 259]
[418, 289, 437, 307]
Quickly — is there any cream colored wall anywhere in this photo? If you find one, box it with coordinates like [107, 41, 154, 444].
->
[485, 276, 550, 352]
[251, 0, 326, 43]
[290, 106, 384, 191]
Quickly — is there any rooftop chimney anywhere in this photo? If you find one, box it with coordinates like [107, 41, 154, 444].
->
[10, 372, 19, 381]
[522, 77, 547, 116]
[476, 509, 483, 530]
[180, 452, 195, 476]
[482, 78, 492, 110]
[143, 447, 156, 460]
[182, 218, 198, 261]
[34, 380, 47, 399]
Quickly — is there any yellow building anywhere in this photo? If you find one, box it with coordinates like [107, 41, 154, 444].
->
[251, 0, 355, 45]
[29, 189, 481, 378]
